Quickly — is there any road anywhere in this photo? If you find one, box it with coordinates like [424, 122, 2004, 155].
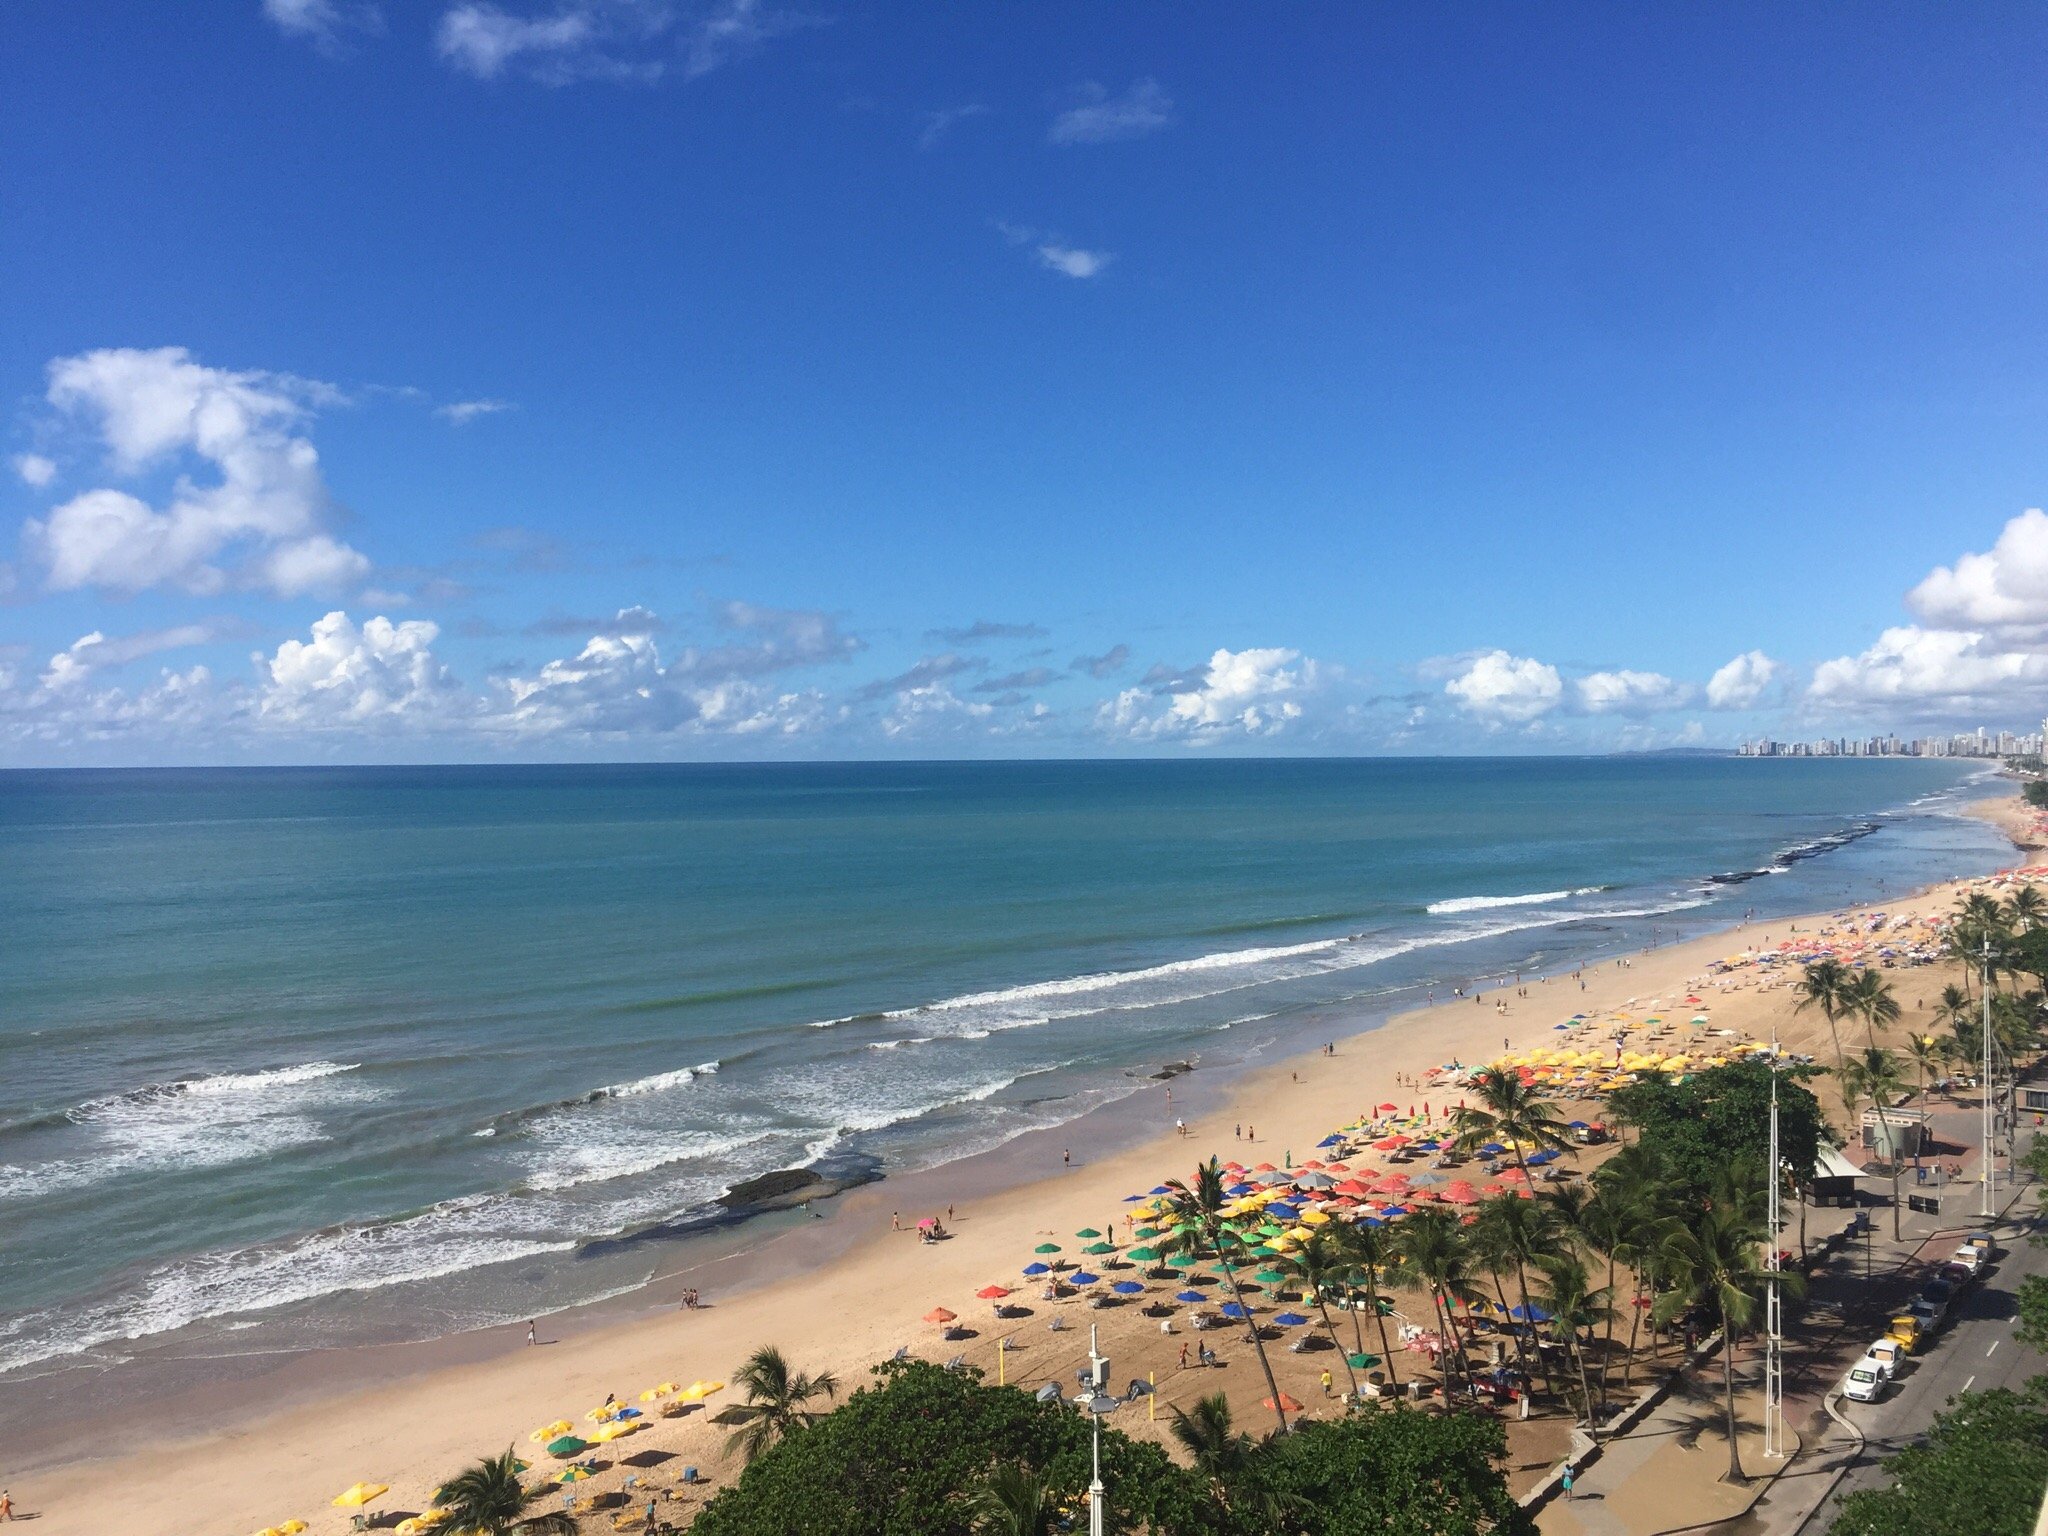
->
[1791, 1203, 2048, 1530]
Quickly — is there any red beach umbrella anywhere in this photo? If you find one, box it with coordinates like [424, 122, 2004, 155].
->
[975, 1285, 1011, 1299]
[924, 1307, 958, 1324]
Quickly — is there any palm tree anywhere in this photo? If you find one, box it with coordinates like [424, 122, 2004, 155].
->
[1168, 1393, 1298, 1530]
[2008, 884, 2047, 932]
[711, 1344, 839, 1463]
[431, 1449, 576, 1536]
[1450, 1069, 1573, 1196]
[1391, 1205, 1483, 1402]
[1534, 1255, 1611, 1431]
[1794, 958, 1856, 1069]
[1163, 1157, 1290, 1433]
[1592, 1147, 1679, 1390]
[1651, 1198, 1804, 1484]
[1332, 1220, 1400, 1389]
[1286, 1226, 1361, 1400]
[1901, 1032, 1948, 1108]
[1843, 1047, 1911, 1240]
[1470, 1189, 1556, 1393]
[964, 1463, 1058, 1536]
[1844, 970, 1902, 1052]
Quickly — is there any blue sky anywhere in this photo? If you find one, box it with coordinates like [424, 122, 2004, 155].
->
[4, 2, 2048, 762]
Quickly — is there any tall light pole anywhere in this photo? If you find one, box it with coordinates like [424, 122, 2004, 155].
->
[1086, 1323, 1110, 1536]
[1763, 1033, 1785, 1460]
[1983, 935, 1997, 1220]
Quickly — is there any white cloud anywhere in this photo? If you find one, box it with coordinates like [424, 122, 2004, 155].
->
[880, 683, 993, 738]
[436, 398, 514, 424]
[20, 347, 370, 597]
[434, 0, 808, 85]
[1705, 650, 1781, 709]
[1037, 244, 1111, 279]
[262, 0, 383, 51]
[1443, 650, 1563, 722]
[1102, 646, 1313, 740]
[11, 454, 55, 488]
[1049, 78, 1174, 145]
[1575, 669, 1695, 715]
[257, 611, 463, 726]
[39, 624, 220, 693]
[918, 103, 988, 151]
[1807, 625, 2048, 713]
[683, 0, 813, 80]
[1907, 507, 2048, 634]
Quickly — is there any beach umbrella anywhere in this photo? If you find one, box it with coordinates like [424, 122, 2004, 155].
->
[1220, 1301, 1250, 1320]
[1069, 1270, 1100, 1285]
[1375, 1102, 1398, 1113]
[1263, 1392, 1306, 1414]
[1075, 1228, 1102, 1238]
[332, 1484, 388, 1509]
[1507, 1303, 1552, 1323]
[1033, 1243, 1063, 1254]
[1253, 1269, 1288, 1285]
[976, 1284, 1012, 1299]
[555, 1466, 591, 1484]
[1317, 1134, 1344, 1148]
[925, 1307, 958, 1324]
[529, 1420, 573, 1442]
[1167, 1253, 1197, 1268]
[1380, 1205, 1409, 1218]
[546, 1436, 589, 1458]
[591, 1422, 640, 1444]
[1111, 1280, 1145, 1295]
[1083, 1241, 1116, 1255]
[1272, 1311, 1311, 1327]
[1127, 1246, 1161, 1262]
[678, 1380, 725, 1401]
[1479, 1142, 1506, 1156]
[1150, 1185, 1172, 1195]
[1441, 1181, 1480, 1205]
[1373, 1136, 1408, 1152]
[1134, 1226, 1161, 1239]
[1022, 1261, 1051, 1276]
[1175, 1289, 1207, 1304]
[1495, 1167, 1531, 1183]
[1346, 1352, 1381, 1370]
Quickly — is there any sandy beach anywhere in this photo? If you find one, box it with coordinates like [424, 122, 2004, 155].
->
[8, 794, 2035, 1536]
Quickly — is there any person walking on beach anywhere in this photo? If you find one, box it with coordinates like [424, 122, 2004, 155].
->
[526, 1320, 537, 1346]
[1320, 1368, 1334, 1397]
[1179, 1342, 1190, 1370]
[1561, 1465, 1575, 1500]
[1, 1488, 14, 1521]
[1063, 1149, 1071, 1170]
[892, 1211, 900, 1230]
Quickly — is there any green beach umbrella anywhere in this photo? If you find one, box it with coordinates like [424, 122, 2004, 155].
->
[1346, 1352, 1382, 1371]
[546, 1436, 589, 1458]
[1254, 1269, 1288, 1285]
[1127, 1245, 1161, 1262]
[1134, 1226, 1160, 1239]
[1075, 1228, 1102, 1238]
[1167, 1253, 1197, 1268]
[1083, 1241, 1116, 1255]
[1249, 1245, 1280, 1260]
[1033, 1243, 1062, 1254]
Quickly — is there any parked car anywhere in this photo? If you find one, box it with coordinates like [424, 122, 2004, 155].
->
[1862, 1337, 1904, 1381]
[1887, 1314, 1926, 1353]
[1843, 1361, 1886, 1402]
[1940, 1260, 1977, 1288]
[1906, 1297, 1945, 1332]
[1965, 1231, 2000, 1260]
[1921, 1278, 1957, 1313]
[1951, 1246, 1986, 1276]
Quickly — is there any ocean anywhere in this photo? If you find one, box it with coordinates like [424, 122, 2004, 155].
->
[0, 756, 2013, 1384]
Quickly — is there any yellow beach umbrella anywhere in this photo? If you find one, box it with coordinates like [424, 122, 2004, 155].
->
[529, 1419, 573, 1442]
[279, 1524, 307, 1535]
[592, 1421, 640, 1443]
[639, 1386, 667, 1402]
[332, 1483, 388, 1509]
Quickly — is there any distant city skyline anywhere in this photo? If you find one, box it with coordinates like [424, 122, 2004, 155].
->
[1738, 723, 2048, 760]
[4, 6, 2047, 764]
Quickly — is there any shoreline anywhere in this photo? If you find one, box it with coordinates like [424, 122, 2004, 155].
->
[4, 790, 2029, 1535]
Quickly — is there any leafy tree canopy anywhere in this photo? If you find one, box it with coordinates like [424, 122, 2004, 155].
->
[1828, 1377, 2048, 1536]
[1607, 1061, 1823, 1200]
[1259, 1409, 1537, 1536]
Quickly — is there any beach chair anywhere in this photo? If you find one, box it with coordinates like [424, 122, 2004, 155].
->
[890, 1345, 908, 1360]
[944, 1354, 966, 1372]
[1049, 1314, 1067, 1332]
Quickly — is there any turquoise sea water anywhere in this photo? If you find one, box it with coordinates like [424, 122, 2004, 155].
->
[0, 757, 2012, 1379]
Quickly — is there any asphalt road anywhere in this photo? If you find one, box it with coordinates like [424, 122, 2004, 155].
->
[1803, 1206, 2048, 1525]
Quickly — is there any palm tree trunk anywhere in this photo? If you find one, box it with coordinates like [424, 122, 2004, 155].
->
[1368, 1275, 1400, 1388]
[1215, 1240, 1288, 1434]
[1623, 1284, 1644, 1389]
[1598, 1253, 1619, 1407]
[1720, 1307, 1745, 1484]
[1318, 1299, 1361, 1399]
[1427, 1292, 1456, 1403]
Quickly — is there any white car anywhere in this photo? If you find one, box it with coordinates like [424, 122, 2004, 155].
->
[1844, 1362, 1885, 1402]
[1950, 1246, 1986, 1276]
[1860, 1338, 1903, 1381]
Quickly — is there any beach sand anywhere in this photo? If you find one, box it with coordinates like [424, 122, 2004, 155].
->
[8, 796, 2035, 1536]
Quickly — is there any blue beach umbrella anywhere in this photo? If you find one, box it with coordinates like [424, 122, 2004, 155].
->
[1111, 1280, 1144, 1295]
[1070, 1271, 1100, 1286]
[1150, 1186, 1172, 1195]
[1272, 1311, 1311, 1327]
[1360, 1216, 1385, 1228]
[1567, 1121, 1590, 1130]
[1175, 1289, 1206, 1304]
[1380, 1205, 1409, 1218]
[1507, 1303, 1552, 1323]
[1219, 1302, 1250, 1320]
[1480, 1143, 1506, 1156]
[1022, 1262, 1051, 1276]
[1317, 1134, 1344, 1148]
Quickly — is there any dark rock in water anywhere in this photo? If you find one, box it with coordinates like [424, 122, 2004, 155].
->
[719, 1168, 825, 1209]
[1149, 1061, 1195, 1081]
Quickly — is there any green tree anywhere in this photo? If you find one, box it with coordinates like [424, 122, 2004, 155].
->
[1828, 1378, 2048, 1536]
[431, 1448, 577, 1536]
[1607, 1060, 1823, 1208]
[1590, 1143, 1680, 1389]
[962, 1463, 1057, 1536]
[1845, 970, 1902, 1053]
[1262, 1408, 1538, 1536]
[711, 1344, 840, 1463]
[1391, 1205, 1484, 1403]
[1534, 1254, 1611, 1431]
[1469, 1189, 1557, 1395]
[1286, 1225, 1362, 1399]
[2018, 1277, 2048, 1354]
[1450, 1070, 1573, 1195]
[1796, 958, 1857, 1070]
[1842, 1047, 1910, 1240]
[1652, 1192, 1804, 1484]
[1332, 1219, 1401, 1389]
[690, 1360, 1208, 1536]
[1163, 1157, 1291, 1434]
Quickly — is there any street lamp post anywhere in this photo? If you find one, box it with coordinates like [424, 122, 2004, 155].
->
[1983, 936, 1997, 1220]
[1764, 1033, 1784, 1459]
[1086, 1324, 1110, 1536]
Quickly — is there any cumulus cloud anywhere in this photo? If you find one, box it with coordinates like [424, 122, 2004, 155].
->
[1048, 78, 1173, 145]
[1907, 507, 2048, 634]
[1705, 650, 1782, 710]
[20, 347, 371, 597]
[1807, 626, 2048, 714]
[39, 624, 221, 692]
[434, 0, 809, 85]
[436, 398, 513, 424]
[1036, 244, 1111, 279]
[495, 628, 828, 738]
[1575, 669, 1695, 715]
[1442, 650, 1563, 723]
[1073, 644, 1130, 678]
[918, 102, 988, 151]
[881, 684, 993, 739]
[927, 620, 1046, 644]
[258, 611, 464, 726]
[263, 0, 383, 51]
[1102, 646, 1313, 740]
[11, 454, 55, 488]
